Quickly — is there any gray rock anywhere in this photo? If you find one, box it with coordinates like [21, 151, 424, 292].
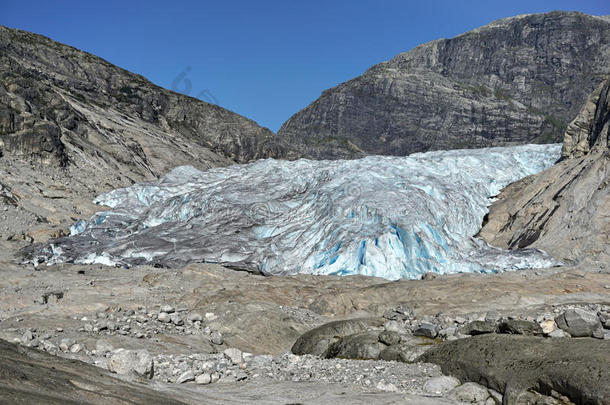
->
[378, 330, 402, 346]
[555, 308, 603, 337]
[548, 329, 570, 338]
[169, 313, 184, 326]
[21, 330, 34, 343]
[160, 305, 175, 314]
[462, 320, 496, 336]
[423, 376, 461, 395]
[187, 313, 203, 322]
[223, 348, 243, 365]
[449, 382, 490, 403]
[325, 332, 382, 360]
[69, 343, 83, 353]
[157, 312, 171, 323]
[109, 349, 154, 379]
[59, 338, 76, 352]
[497, 319, 543, 336]
[291, 318, 384, 356]
[195, 372, 212, 385]
[419, 334, 610, 404]
[176, 370, 195, 384]
[413, 322, 437, 338]
[210, 331, 223, 345]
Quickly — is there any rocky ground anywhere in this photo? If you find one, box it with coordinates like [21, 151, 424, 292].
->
[1, 238, 609, 404]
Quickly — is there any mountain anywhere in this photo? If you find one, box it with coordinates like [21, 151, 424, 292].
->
[0, 26, 297, 179]
[278, 11, 610, 158]
[0, 26, 295, 242]
[479, 74, 610, 265]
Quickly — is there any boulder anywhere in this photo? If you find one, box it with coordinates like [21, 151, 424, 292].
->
[291, 318, 384, 356]
[497, 319, 543, 336]
[555, 308, 603, 338]
[109, 349, 154, 379]
[378, 330, 402, 346]
[462, 320, 497, 336]
[419, 334, 610, 404]
[413, 322, 438, 338]
[325, 332, 382, 360]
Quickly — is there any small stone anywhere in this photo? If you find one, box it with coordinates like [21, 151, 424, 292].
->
[169, 313, 184, 326]
[195, 372, 212, 384]
[449, 382, 491, 403]
[187, 312, 203, 322]
[205, 312, 218, 321]
[21, 330, 34, 343]
[176, 370, 195, 384]
[376, 380, 399, 392]
[548, 329, 570, 338]
[59, 338, 76, 352]
[540, 319, 557, 334]
[160, 305, 175, 314]
[210, 331, 223, 345]
[423, 376, 461, 395]
[69, 343, 83, 353]
[157, 312, 171, 323]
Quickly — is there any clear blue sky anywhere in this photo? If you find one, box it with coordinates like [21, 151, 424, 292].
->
[2, 0, 608, 131]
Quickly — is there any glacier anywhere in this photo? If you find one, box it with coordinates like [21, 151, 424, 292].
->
[27, 144, 562, 280]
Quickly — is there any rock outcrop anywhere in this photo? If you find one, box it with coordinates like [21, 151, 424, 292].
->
[278, 12, 610, 158]
[419, 334, 610, 405]
[479, 75, 609, 265]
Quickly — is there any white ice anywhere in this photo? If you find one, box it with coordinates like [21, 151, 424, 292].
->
[34, 144, 562, 279]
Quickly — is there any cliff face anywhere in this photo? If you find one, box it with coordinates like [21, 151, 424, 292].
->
[0, 26, 295, 185]
[479, 76, 609, 265]
[278, 12, 610, 158]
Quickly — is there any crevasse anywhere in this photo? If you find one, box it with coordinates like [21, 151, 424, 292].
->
[31, 144, 562, 279]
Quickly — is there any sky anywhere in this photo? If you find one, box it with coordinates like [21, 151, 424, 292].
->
[2, 0, 609, 132]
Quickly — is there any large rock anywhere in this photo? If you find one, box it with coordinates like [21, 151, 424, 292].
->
[291, 318, 383, 356]
[419, 334, 610, 404]
[278, 12, 610, 159]
[497, 319, 543, 336]
[479, 74, 610, 264]
[555, 308, 603, 337]
[324, 332, 383, 360]
[109, 349, 154, 379]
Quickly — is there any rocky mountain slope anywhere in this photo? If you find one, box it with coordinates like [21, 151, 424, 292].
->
[479, 74, 609, 265]
[0, 26, 296, 242]
[278, 11, 610, 158]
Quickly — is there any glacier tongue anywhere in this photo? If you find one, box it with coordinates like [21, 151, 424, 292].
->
[34, 144, 561, 279]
